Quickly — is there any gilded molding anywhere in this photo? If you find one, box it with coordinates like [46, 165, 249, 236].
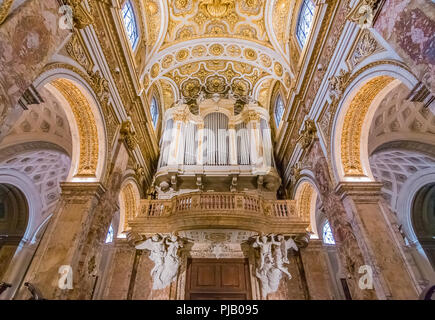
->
[120, 120, 138, 151]
[341, 75, 393, 175]
[345, 29, 384, 70]
[0, 0, 13, 25]
[42, 63, 120, 147]
[121, 183, 137, 231]
[65, 32, 94, 73]
[66, 0, 94, 29]
[52, 78, 99, 176]
[296, 182, 313, 222]
[297, 120, 317, 151]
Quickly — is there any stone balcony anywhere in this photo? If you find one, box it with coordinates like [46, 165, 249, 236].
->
[128, 192, 310, 234]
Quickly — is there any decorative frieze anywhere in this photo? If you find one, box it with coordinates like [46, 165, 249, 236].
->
[346, 29, 383, 70]
[65, 33, 94, 73]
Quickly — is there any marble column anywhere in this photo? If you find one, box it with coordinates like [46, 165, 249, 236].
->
[0, 0, 71, 137]
[335, 182, 419, 300]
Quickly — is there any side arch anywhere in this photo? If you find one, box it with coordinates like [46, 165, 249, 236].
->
[330, 63, 419, 183]
[118, 178, 140, 238]
[293, 175, 320, 238]
[34, 68, 108, 182]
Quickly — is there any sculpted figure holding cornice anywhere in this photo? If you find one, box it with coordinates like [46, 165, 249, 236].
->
[135, 234, 184, 290]
[253, 234, 299, 298]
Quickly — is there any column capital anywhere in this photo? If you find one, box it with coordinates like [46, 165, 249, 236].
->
[335, 181, 383, 203]
[294, 232, 311, 249]
[60, 182, 106, 201]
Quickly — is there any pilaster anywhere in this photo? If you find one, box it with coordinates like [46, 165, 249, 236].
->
[16, 182, 107, 300]
[335, 181, 419, 299]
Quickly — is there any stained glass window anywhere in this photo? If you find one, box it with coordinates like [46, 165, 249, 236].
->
[274, 94, 285, 127]
[105, 224, 114, 243]
[151, 96, 159, 128]
[122, 1, 139, 49]
[296, 0, 315, 47]
[322, 221, 335, 245]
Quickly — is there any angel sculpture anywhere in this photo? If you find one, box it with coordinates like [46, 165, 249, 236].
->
[135, 234, 166, 281]
[196, 91, 206, 105]
[273, 235, 298, 279]
[253, 234, 273, 270]
[253, 234, 299, 298]
[278, 235, 298, 264]
[166, 234, 183, 263]
[135, 233, 183, 290]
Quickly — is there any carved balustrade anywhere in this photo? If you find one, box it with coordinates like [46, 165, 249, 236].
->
[129, 192, 309, 234]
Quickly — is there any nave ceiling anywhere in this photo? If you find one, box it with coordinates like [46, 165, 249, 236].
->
[137, 0, 298, 108]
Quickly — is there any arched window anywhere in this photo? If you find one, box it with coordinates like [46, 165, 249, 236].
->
[274, 94, 285, 127]
[121, 0, 139, 49]
[296, 0, 315, 47]
[322, 220, 335, 245]
[150, 96, 159, 128]
[105, 224, 114, 243]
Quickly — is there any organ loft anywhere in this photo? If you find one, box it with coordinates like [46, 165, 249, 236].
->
[0, 0, 434, 300]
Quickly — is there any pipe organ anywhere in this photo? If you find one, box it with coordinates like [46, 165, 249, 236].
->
[155, 97, 281, 199]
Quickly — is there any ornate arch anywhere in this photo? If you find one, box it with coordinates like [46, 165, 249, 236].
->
[34, 67, 108, 182]
[0, 169, 42, 242]
[118, 179, 140, 237]
[293, 178, 319, 237]
[330, 63, 419, 183]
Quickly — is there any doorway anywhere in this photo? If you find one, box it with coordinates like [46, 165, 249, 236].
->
[185, 258, 252, 300]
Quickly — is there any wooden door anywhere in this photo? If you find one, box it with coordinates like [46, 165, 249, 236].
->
[185, 258, 252, 300]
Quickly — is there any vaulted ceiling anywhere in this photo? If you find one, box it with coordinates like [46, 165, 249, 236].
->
[135, 0, 299, 108]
